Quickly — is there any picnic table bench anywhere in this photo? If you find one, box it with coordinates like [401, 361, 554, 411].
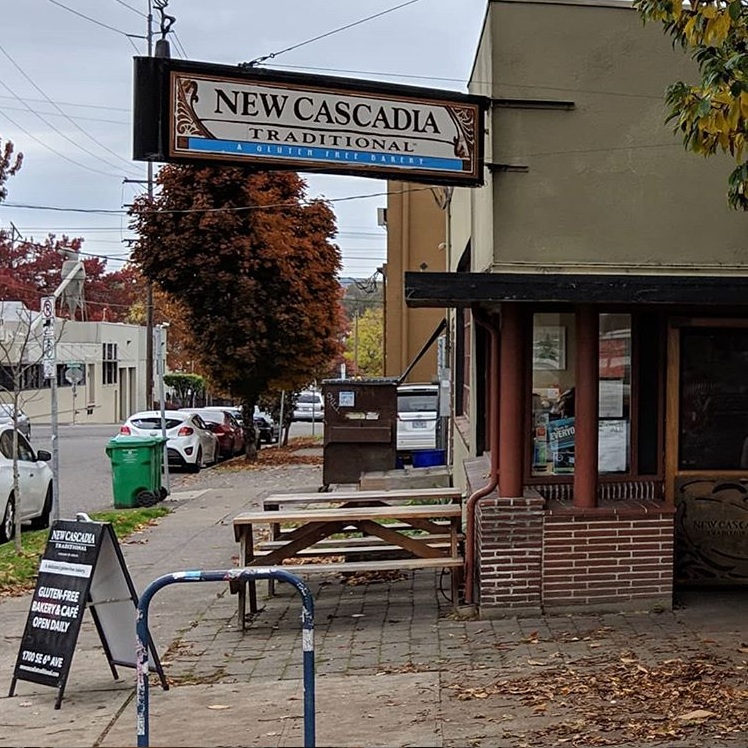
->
[231, 502, 464, 629]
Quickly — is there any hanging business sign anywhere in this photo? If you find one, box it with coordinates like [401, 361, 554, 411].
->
[133, 57, 487, 186]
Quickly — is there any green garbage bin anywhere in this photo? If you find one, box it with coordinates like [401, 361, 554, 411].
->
[105, 436, 167, 508]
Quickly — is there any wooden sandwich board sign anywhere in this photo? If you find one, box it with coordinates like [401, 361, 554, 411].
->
[9, 518, 168, 708]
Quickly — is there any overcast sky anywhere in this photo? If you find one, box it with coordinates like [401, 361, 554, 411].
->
[1, 0, 487, 279]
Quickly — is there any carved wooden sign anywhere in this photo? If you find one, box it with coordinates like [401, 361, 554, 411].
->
[675, 477, 748, 584]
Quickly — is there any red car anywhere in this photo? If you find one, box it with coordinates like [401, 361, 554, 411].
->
[184, 408, 245, 459]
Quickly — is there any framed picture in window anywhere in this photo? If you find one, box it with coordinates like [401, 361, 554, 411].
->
[533, 326, 566, 370]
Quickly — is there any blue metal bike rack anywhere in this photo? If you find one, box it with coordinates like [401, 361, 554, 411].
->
[135, 568, 315, 747]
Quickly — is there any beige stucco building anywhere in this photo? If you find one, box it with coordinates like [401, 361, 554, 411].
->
[384, 183, 448, 383]
[405, 0, 748, 614]
[1, 303, 149, 426]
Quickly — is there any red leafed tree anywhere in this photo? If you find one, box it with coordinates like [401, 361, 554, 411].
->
[129, 165, 344, 452]
[0, 232, 147, 322]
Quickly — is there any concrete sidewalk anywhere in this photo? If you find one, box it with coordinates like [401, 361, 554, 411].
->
[1, 460, 747, 747]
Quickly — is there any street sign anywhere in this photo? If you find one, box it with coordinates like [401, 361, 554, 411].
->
[41, 297, 54, 322]
[64, 364, 84, 386]
[41, 296, 56, 380]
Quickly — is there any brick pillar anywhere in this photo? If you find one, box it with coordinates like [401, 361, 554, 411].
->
[476, 493, 545, 614]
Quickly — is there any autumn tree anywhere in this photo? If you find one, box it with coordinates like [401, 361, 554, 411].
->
[634, 1, 748, 208]
[344, 306, 384, 377]
[129, 165, 344, 456]
[125, 285, 203, 374]
[0, 233, 147, 323]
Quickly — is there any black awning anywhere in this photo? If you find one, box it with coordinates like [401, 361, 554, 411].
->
[404, 271, 748, 308]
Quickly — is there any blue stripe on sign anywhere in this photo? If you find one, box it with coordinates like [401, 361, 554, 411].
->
[186, 137, 465, 172]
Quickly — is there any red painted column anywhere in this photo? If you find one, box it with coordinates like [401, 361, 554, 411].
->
[573, 305, 599, 508]
[499, 303, 524, 498]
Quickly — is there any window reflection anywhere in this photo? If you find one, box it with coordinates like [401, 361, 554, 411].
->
[679, 328, 748, 470]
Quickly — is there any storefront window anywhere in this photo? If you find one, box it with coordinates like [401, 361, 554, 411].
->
[532, 313, 576, 476]
[598, 314, 631, 474]
[531, 312, 631, 476]
[679, 328, 748, 470]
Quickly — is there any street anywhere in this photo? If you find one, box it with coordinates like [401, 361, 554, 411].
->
[29, 421, 321, 518]
[32, 424, 131, 517]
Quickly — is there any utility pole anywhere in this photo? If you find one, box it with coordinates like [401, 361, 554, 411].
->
[143, 0, 173, 409]
[154, 324, 170, 496]
[40, 296, 60, 523]
[145, 0, 155, 410]
[353, 311, 360, 374]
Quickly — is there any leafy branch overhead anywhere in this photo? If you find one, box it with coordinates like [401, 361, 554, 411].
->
[634, 0, 748, 208]
[129, 165, 343, 423]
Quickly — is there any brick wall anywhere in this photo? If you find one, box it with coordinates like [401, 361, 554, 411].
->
[542, 501, 674, 613]
[462, 457, 675, 615]
[472, 491, 675, 615]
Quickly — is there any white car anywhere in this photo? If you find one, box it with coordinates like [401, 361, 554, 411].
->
[292, 390, 324, 421]
[119, 410, 218, 473]
[0, 404, 31, 438]
[397, 384, 439, 452]
[0, 425, 54, 544]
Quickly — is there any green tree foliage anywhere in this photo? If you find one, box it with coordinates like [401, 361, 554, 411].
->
[129, 165, 344, 446]
[163, 373, 205, 407]
[634, 0, 748, 208]
[344, 307, 384, 377]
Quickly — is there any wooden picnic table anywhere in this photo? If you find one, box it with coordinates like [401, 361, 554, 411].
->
[231, 503, 464, 629]
[262, 487, 463, 511]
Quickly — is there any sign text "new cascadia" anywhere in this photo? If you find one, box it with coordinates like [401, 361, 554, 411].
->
[214, 90, 441, 134]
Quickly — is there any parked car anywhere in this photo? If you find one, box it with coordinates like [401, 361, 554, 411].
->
[200, 405, 278, 448]
[292, 390, 324, 421]
[0, 404, 31, 438]
[118, 410, 218, 473]
[182, 408, 245, 459]
[253, 407, 280, 444]
[0, 425, 53, 543]
[396, 384, 439, 452]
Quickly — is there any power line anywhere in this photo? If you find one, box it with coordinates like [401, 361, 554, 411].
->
[243, 0, 426, 67]
[0, 108, 130, 180]
[0, 41, 141, 174]
[0, 104, 128, 126]
[5, 226, 384, 236]
[0, 185, 433, 216]
[267, 63, 670, 101]
[172, 32, 189, 59]
[45, 0, 145, 39]
[0, 202, 124, 214]
[112, 0, 146, 17]
[0, 94, 130, 113]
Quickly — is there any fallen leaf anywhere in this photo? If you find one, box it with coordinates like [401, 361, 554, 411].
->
[677, 709, 717, 722]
